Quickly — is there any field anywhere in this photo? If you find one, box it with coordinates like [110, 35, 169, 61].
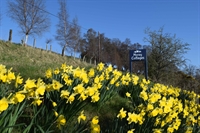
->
[0, 41, 200, 133]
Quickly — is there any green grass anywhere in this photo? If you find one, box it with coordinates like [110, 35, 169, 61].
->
[0, 40, 129, 132]
[0, 40, 94, 79]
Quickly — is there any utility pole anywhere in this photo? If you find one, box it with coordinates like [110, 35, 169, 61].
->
[98, 31, 100, 63]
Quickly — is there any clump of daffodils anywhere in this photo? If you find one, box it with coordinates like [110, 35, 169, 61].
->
[90, 116, 100, 133]
[116, 78, 200, 133]
[0, 64, 24, 113]
[0, 63, 200, 133]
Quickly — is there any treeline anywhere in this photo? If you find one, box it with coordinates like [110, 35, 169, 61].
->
[79, 28, 144, 71]
[77, 27, 200, 94]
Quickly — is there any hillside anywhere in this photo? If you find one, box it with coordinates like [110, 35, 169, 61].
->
[0, 40, 93, 79]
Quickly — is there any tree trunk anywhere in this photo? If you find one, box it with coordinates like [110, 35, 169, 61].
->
[62, 44, 67, 56]
[24, 34, 29, 46]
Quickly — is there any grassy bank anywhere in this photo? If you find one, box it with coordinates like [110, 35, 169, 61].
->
[0, 40, 93, 80]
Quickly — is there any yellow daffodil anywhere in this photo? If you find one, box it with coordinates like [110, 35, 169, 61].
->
[139, 90, 148, 101]
[36, 85, 46, 96]
[152, 129, 163, 133]
[167, 125, 174, 133]
[66, 94, 76, 104]
[54, 111, 58, 117]
[52, 101, 57, 107]
[0, 64, 6, 73]
[90, 116, 100, 133]
[109, 78, 115, 85]
[132, 75, 139, 85]
[52, 80, 63, 91]
[91, 124, 100, 133]
[127, 112, 138, 124]
[24, 78, 36, 90]
[126, 92, 131, 98]
[54, 68, 60, 74]
[60, 63, 67, 71]
[115, 82, 120, 87]
[45, 68, 52, 78]
[117, 108, 127, 119]
[78, 92, 87, 101]
[73, 67, 81, 78]
[150, 108, 159, 117]
[32, 98, 43, 106]
[60, 90, 70, 99]
[78, 110, 86, 123]
[0, 74, 7, 83]
[91, 93, 100, 102]
[106, 65, 113, 73]
[73, 84, 85, 94]
[0, 97, 9, 113]
[127, 129, 135, 133]
[11, 93, 25, 104]
[88, 68, 95, 77]
[62, 74, 73, 86]
[94, 76, 100, 84]
[146, 103, 154, 111]
[57, 115, 66, 129]
[97, 62, 104, 71]
[148, 93, 161, 103]
[185, 126, 193, 133]
[92, 116, 99, 125]
[80, 71, 89, 83]
[15, 74, 23, 88]
[86, 87, 95, 96]
[6, 68, 15, 84]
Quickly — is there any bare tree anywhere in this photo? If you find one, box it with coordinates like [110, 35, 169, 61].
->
[7, 0, 50, 45]
[144, 27, 190, 82]
[69, 17, 81, 59]
[55, 0, 71, 56]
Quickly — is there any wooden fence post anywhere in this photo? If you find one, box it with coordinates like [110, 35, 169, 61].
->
[50, 45, 52, 52]
[8, 29, 12, 42]
[46, 44, 48, 51]
[33, 39, 36, 48]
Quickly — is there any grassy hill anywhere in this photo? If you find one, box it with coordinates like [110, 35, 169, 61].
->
[1, 40, 200, 133]
[0, 40, 93, 79]
[0, 40, 128, 132]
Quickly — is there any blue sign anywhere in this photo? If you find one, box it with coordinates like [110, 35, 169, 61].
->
[129, 49, 148, 80]
[130, 49, 146, 61]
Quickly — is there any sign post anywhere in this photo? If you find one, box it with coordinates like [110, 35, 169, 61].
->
[129, 49, 148, 80]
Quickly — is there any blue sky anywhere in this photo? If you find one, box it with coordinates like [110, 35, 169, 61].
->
[0, 0, 199, 67]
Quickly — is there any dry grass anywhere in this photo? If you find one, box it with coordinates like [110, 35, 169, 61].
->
[0, 40, 94, 79]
